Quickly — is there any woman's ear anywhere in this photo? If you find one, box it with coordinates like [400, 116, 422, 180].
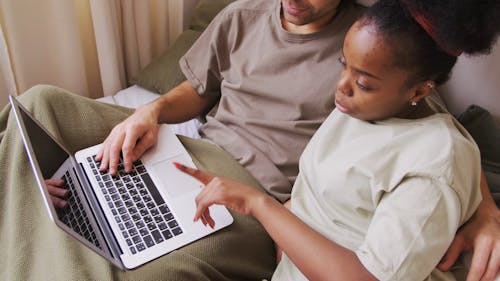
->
[409, 81, 435, 104]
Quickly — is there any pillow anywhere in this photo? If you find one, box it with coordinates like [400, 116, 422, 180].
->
[131, 0, 235, 94]
[457, 105, 500, 205]
[130, 29, 202, 94]
[189, 0, 236, 31]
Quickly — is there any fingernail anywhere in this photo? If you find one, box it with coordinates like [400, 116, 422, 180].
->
[173, 162, 183, 169]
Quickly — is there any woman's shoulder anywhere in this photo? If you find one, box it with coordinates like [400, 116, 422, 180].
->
[410, 113, 479, 165]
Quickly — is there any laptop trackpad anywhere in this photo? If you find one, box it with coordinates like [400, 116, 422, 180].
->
[150, 155, 200, 198]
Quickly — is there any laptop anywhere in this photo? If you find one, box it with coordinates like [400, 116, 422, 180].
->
[9, 95, 233, 269]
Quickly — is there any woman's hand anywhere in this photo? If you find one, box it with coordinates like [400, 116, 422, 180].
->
[174, 162, 264, 228]
[44, 179, 69, 208]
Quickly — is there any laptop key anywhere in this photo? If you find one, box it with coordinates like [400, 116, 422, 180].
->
[164, 212, 174, 221]
[151, 230, 164, 243]
[162, 229, 173, 240]
[140, 173, 165, 205]
[144, 235, 155, 248]
[167, 220, 178, 229]
[136, 243, 146, 252]
[172, 227, 183, 236]
[159, 205, 170, 214]
[132, 235, 142, 244]
[139, 228, 149, 237]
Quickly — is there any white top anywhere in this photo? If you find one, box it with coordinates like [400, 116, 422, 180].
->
[272, 103, 482, 281]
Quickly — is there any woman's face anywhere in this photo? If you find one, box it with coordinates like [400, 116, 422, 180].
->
[335, 21, 421, 121]
[281, 0, 342, 33]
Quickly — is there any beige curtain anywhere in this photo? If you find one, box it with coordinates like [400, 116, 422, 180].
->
[0, 0, 178, 108]
[0, 21, 15, 108]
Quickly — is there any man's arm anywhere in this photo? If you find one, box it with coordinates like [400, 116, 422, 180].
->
[96, 80, 219, 175]
[154, 80, 218, 124]
[439, 171, 500, 281]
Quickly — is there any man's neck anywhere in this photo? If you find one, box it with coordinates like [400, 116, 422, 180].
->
[281, 5, 341, 34]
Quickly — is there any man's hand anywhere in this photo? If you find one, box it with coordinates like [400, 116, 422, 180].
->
[96, 104, 160, 175]
[44, 179, 69, 208]
[438, 207, 500, 281]
[95, 80, 217, 176]
[174, 162, 264, 228]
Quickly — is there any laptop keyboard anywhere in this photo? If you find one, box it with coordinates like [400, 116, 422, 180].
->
[58, 171, 102, 249]
[87, 156, 183, 255]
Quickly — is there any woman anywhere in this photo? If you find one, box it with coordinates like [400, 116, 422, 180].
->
[175, 0, 500, 280]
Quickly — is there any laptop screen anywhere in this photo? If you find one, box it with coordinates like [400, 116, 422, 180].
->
[17, 105, 69, 179]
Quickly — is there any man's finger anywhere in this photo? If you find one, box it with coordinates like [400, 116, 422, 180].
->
[104, 131, 126, 175]
[438, 237, 465, 271]
[482, 249, 500, 281]
[132, 132, 156, 166]
[98, 141, 111, 172]
[466, 240, 492, 281]
[174, 162, 213, 185]
[122, 130, 143, 172]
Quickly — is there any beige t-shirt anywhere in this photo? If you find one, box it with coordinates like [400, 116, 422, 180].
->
[180, 0, 364, 202]
[272, 104, 482, 280]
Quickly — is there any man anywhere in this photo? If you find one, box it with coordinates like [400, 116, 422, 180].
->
[1, 0, 498, 280]
[97, 0, 354, 203]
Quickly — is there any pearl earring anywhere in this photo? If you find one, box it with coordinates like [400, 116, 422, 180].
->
[427, 82, 434, 89]
[411, 101, 418, 106]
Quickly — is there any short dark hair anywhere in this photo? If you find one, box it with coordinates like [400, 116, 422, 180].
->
[359, 0, 500, 86]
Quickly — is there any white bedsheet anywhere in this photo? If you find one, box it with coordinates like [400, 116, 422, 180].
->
[98, 85, 160, 108]
[98, 85, 202, 139]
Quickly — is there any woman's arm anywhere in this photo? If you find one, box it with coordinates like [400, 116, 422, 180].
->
[175, 163, 378, 281]
[253, 193, 378, 281]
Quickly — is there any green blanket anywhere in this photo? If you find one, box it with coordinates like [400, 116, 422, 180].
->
[0, 85, 276, 281]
